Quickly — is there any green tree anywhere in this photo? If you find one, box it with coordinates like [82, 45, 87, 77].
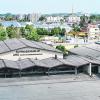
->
[72, 25, 80, 37]
[5, 13, 14, 21]
[25, 25, 33, 32]
[6, 25, 19, 38]
[39, 16, 47, 21]
[60, 19, 64, 24]
[60, 28, 66, 36]
[25, 26, 40, 41]
[20, 27, 26, 37]
[37, 28, 49, 35]
[26, 29, 40, 41]
[0, 27, 6, 40]
[51, 27, 61, 36]
[56, 45, 67, 53]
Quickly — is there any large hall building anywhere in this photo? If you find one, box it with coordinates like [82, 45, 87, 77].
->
[0, 38, 100, 77]
[0, 38, 63, 61]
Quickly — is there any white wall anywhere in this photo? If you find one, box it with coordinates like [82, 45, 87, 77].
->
[98, 66, 100, 73]
[84, 63, 92, 76]
[0, 47, 63, 61]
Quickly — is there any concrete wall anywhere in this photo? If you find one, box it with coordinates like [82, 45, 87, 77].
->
[84, 63, 92, 76]
[98, 66, 100, 73]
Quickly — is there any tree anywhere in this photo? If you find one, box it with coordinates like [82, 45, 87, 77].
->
[26, 29, 40, 41]
[0, 27, 6, 40]
[0, 23, 3, 27]
[60, 28, 66, 36]
[6, 25, 20, 38]
[5, 13, 14, 21]
[56, 45, 67, 53]
[72, 25, 80, 37]
[51, 27, 61, 36]
[39, 16, 46, 22]
[25, 26, 40, 41]
[20, 27, 26, 37]
[60, 19, 64, 24]
[37, 28, 49, 35]
[25, 25, 33, 32]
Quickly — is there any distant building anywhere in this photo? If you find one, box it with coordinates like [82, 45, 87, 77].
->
[26, 13, 41, 22]
[0, 21, 22, 27]
[34, 23, 72, 33]
[87, 24, 100, 39]
[67, 15, 80, 24]
[46, 16, 64, 23]
[15, 14, 24, 20]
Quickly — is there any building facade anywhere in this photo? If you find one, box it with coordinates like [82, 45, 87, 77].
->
[46, 16, 64, 23]
[0, 38, 63, 61]
[67, 15, 80, 23]
[87, 24, 100, 39]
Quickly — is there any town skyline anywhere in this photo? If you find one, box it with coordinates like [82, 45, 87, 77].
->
[0, 0, 100, 14]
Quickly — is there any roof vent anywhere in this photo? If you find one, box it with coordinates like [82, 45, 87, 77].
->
[18, 57, 21, 61]
[35, 57, 38, 60]
[55, 54, 57, 59]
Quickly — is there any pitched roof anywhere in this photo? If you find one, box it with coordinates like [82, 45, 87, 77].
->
[0, 38, 61, 54]
[69, 45, 100, 58]
[65, 55, 89, 67]
[16, 58, 35, 70]
[4, 59, 19, 70]
[0, 55, 100, 71]
[40, 57, 64, 68]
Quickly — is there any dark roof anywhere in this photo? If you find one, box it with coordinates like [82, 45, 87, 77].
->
[4, 59, 19, 69]
[0, 55, 100, 71]
[0, 41, 10, 53]
[4, 39, 26, 51]
[69, 45, 100, 58]
[65, 55, 89, 67]
[0, 60, 5, 69]
[17, 58, 35, 70]
[30, 58, 47, 68]
[0, 38, 61, 54]
[40, 57, 64, 68]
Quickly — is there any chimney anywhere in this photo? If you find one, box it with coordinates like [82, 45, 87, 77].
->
[55, 54, 57, 59]
[63, 53, 66, 59]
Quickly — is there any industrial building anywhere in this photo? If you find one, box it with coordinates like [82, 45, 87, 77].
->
[0, 38, 63, 61]
[0, 38, 100, 77]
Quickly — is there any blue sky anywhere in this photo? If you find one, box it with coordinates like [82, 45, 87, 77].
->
[0, 0, 100, 14]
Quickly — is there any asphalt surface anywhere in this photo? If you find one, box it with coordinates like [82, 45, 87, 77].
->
[0, 74, 100, 100]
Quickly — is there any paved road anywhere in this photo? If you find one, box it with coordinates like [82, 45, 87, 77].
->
[0, 79, 100, 100]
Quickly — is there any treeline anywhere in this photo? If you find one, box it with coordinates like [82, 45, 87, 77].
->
[0, 25, 66, 41]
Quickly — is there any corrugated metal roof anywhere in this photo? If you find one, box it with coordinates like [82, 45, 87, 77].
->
[0, 55, 100, 71]
[17, 58, 35, 70]
[69, 46, 100, 58]
[0, 41, 10, 54]
[4, 59, 19, 69]
[0, 38, 61, 54]
[40, 57, 64, 68]
[1, 21, 21, 27]
[4, 39, 26, 50]
[65, 55, 89, 67]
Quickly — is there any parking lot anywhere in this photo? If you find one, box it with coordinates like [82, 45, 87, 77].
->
[0, 76, 100, 100]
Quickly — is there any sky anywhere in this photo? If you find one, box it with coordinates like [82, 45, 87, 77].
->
[0, 0, 100, 14]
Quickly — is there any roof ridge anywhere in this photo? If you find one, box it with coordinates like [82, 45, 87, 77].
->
[30, 41, 44, 49]
[27, 58, 36, 65]
[83, 45, 100, 53]
[18, 39, 41, 49]
[18, 39, 30, 48]
[3, 40, 11, 51]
